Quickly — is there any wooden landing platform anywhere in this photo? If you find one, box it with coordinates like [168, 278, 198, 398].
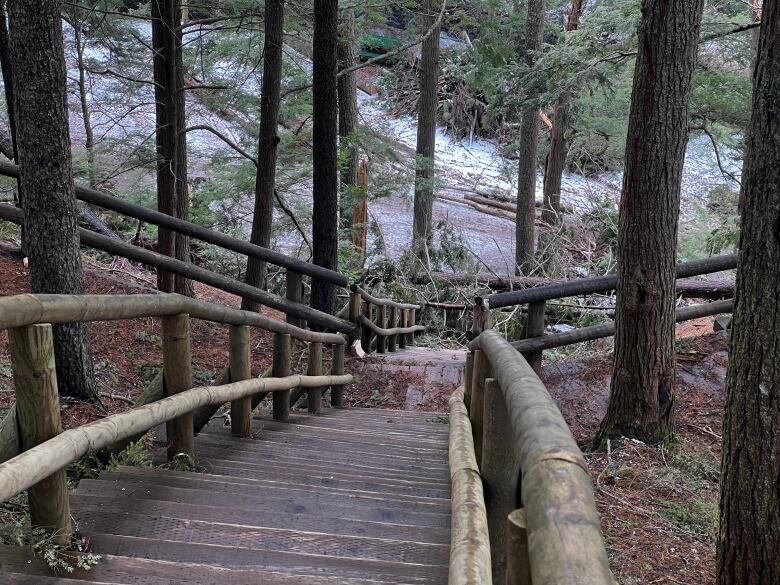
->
[1, 408, 452, 584]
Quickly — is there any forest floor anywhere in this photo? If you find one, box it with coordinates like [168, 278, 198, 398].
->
[0, 241, 724, 584]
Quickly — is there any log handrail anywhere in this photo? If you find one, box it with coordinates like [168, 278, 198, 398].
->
[0, 373, 352, 505]
[488, 253, 738, 309]
[0, 205, 357, 336]
[358, 314, 424, 337]
[350, 284, 421, 310]
[464, 329, 613, 584]
[0, 161, 349, 288]
[0, 293, 346, 345]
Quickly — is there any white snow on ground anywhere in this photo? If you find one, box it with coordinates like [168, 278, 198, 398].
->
[50, 23, 740, 277]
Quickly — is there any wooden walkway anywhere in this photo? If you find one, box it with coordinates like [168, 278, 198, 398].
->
[1, 408, 451, 584]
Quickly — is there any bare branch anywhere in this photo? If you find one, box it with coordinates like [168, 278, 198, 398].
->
[184, 125, 258, 165]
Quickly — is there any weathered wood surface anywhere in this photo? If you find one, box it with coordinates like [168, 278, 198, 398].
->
[1, 408, 451, 584]
[350, 284, 421, 310]
[228, 325, 252, 437]
[358, 314, 425, 337]
[162, 314, 194, 460]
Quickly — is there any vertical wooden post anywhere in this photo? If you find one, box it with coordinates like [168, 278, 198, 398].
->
[387, 306, 398, 352]
[398, 308, 408, 350]
[376, 304, 387, 354]
[470, 349, 489, 468]
[361, 299, 372, 354]
[464, 351, 474, 410]
[409, 308, 417, 346]
[506, 509, 532, 585]
[522, 301, 545, 375]
[272, 333, 291, 422]
[286, 270, 304, 329]
[229, 325, 252, 437]
[331, 343, 346, 408]
[162, 314, 193, 460]
[470, 296, 494, 339]
[307, 341, 323, 414]
[483, 378, 521, 584]
[348, 290, 361, 347]
[9, 324, 70, 546]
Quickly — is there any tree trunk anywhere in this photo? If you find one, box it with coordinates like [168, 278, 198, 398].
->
[73, 23, 96, 187]
[351, 159, 369, 261]
[514, 0, 544, 275]
[337, 8, 359, 231]
[152, 0, 191, 296]
[412, 0, 440, 269]
[717, 3, 780, 583]
[242, 0, 284, 313]
[541, 0, 582, 225]
[310, 0, 339, 319]
[0, 0, 15, 163]
[7, 0, 97, 402]
[595, 0, 705, 445]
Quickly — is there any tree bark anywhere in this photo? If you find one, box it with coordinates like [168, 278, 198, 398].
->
[7, 0, 97, 401]
[412, 0, 440, 269]
[351, 159, 369, 261]
[152, 0, 191, 296]
[242, 0, 284, 313]
[337, 8, 359, 231]
[73, 21, 96, 187]
[595, 0, 705, 445]
[541, 0, 582, 224]
[514, 0, 544, 275]
[717, 3, 780, 583]
[0, 0, 15, 163]
[310, 0, 340, 319]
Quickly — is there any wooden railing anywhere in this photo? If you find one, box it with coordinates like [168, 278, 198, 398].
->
[0, 293, 352, 546]
[455, 329, 614, 584]
[348, 285, 424, 354]
[475, 254, 737, 371]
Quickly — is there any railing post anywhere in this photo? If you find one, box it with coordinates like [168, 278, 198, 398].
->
[522, 301, 545, 375]
[398, 307, 407, 350]
[405, 308, 416, 347]
[307, 341, 323, 413]
[9, 324, 70, 546]
[470, 297, 493, 339]
[331, 343, 345, 408]
[506, 509, 532, 585]
[348, 290, 361, 347]
[361, 299, 373, 354]
[286, 270, 304, 329]
[229, 324, 252, 437]
[387, 306, 398, 352]
[162, 314, 194, 460]
[470, 349, 489, 468]
[272, 333, 291, 422]
[483, 377, 521, 583]
[375, 304, 387, 354]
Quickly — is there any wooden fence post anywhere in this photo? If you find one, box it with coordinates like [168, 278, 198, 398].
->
[506, 508, 532, 585]
[348, 290, 361, 347]
[9, 324, 70, 546]
[482, 378, 521, 583]
[522, 301, 545, 375]
[409, 308, 417, 345]
[229, 325, 252, 437]
[272, 333, 291, 422]
[286, 270, 304, 329]
[331, 343, 345, 408]
[376, 304, 387, 354]
[388, 306, 398, 352]
[470, 297, 494, 339]
[361, 299, 372, 354]
[307, 341, 323, 414]
[470, 349, 489, 468]
[398, 307, 408, 350]
[162, 314, 193, 460]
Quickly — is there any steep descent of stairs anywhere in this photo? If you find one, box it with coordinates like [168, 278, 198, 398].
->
[1, 408, 451, 584]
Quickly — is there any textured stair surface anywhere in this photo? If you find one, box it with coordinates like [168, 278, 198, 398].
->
[0, 408, 451, 584]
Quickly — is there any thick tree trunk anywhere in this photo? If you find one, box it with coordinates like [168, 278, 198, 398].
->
[541, 0, 582, 225]
[717, 3, 780, 583]
[242, 0, 284, 313]
[152, 0, 191, 296]
[351, 159, 369, 261]
[514, 0, 544, 275]
[412, 0, 440, 269]
[595, 0, 704, 445]
[7, 0, 97, 401]
[310, 0, 339, 319]
[337, 8, 359, 231]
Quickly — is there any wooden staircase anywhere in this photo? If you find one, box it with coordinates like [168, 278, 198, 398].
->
[1, 408, 452, 584]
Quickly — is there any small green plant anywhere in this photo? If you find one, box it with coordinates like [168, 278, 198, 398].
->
[659, 498, 718, 544]
[665, 438, 719, 484]
[68, 454, 103, 481]
[134, 362, 161, 385]
[429, 415, 449, 424]
[134, 330, 160, 344]
[194, 368, 215, 383]
[167, 453, 197, 472]
[107, 441, 152, 470]
[31, 528, 101, 573]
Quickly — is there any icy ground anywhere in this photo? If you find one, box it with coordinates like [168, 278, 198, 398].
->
[50, 24, 741, 277]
